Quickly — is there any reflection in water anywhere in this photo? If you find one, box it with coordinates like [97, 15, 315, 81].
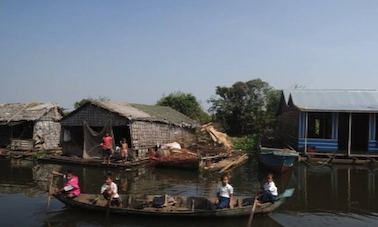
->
[42, 209, 281, 227]
[1, 158, 378, 226]
[287, 164, 378, 213]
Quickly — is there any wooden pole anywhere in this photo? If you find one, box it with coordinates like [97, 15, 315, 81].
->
[246, 197, 258, 227]
[46, 175, 54, 210]
[348, 113, 352, 157]
[304, 166, 308, 209]
[304, 112, 308, 155]
[106, 194, 114, 219]
[347, 168, 351, 209]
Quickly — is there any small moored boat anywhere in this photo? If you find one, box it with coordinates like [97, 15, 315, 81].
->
[53, 188, 294, 218]
[259, 147, 299, 173]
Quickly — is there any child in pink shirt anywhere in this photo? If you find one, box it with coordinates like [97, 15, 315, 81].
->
[54, 170, 80, 198]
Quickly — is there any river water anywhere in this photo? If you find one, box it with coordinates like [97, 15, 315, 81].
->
[0, 158, 378, 227]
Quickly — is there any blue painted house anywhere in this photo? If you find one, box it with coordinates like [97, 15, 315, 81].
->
[278, 90, 378, 156]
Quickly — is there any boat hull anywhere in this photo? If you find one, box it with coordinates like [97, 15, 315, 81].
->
[259, 148, 298, 173]
[53, 190, 292, 218]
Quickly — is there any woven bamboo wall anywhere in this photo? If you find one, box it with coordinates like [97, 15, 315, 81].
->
[130, 121, 196, 158]
[33, 120, 61, 150]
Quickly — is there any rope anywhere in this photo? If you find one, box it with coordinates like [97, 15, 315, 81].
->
[302, 155, 334, 168]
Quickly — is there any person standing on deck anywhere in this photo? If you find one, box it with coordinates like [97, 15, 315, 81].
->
[101, 133, 113, 165]
[216, 174, 234, 209]
[120, 138, 128, 164]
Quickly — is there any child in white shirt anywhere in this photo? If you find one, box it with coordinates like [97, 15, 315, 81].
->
[216, 174, 234, 209]
[101, 175, 121, 207]
[258, 173, 278, 204]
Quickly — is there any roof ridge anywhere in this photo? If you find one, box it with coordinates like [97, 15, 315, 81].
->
[285, 89, 378, 92]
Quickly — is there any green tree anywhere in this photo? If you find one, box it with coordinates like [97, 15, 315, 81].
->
[209, 79, 280, 137]
[157, 92, 210, 123]
[74, 96, 110, 109]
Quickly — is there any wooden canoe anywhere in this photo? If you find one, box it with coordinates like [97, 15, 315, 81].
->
[53, 188, 294, 218]
[259, 147, 299, 173]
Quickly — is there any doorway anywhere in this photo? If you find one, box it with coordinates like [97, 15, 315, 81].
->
[338, 113, 369, 153]
[338, 113, 349, 151]
[351, 113, 369, 152]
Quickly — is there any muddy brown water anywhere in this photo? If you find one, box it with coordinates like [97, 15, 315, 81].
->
[0, 158, 378, 227]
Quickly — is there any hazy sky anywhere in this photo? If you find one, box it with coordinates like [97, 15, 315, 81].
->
[1, 1, 378, 110]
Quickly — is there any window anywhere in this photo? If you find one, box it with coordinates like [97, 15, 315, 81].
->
[307, 113, 333, 139]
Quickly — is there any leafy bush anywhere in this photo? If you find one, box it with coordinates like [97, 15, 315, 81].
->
[232, 135, 258, 152]
[157, 92, 211, 123]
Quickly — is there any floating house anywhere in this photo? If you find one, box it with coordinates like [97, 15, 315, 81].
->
[278, 90, 378, 156]
[0, 103, 63, 150]
[60, 101, 198, 159]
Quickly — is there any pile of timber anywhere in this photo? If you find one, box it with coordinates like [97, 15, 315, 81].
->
[199, 123, 232, 152]
[199, 153, 249, 173]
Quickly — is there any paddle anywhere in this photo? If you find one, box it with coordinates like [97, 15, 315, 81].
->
[106, 194, 114, 219]
[246, 188, 295, 227]
[46, 174, 54, 210]
[47, 171, 66, 210]
[246, 196, 258, 227]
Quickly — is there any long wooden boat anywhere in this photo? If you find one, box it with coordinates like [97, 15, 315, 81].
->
[54, 188, 294, 218]
[259, 147, 299, 173]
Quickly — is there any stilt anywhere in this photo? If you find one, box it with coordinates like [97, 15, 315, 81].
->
[304, 112, 308, 155]
[347, 113, 352, 157]
[347, 168, 351, 210]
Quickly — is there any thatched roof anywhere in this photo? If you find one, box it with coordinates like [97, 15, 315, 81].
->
[0, 103, 62, 124]
[130, 103, 197, 127]
[89, 101, 198, 127]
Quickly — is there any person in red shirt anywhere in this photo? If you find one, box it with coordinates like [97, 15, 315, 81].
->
[101, 133, 113, 165]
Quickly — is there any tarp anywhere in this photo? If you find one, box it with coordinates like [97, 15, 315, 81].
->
[83, 121, 115, 159]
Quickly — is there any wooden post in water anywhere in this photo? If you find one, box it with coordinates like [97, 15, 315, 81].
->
[347, 113, 352, 157]
[347, 168, 351, 209]
[303, 166, 308, 209]
[304, 112, 308, 155]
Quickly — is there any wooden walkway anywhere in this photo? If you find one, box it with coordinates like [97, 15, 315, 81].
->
[37, 155, 150, 169]
[300, 152, 378, 165]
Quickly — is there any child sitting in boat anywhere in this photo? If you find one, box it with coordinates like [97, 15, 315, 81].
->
[216, 174, 233, 209]
[53, 170, 81, 198]
[101, 174, 121, 207]
[258, 173, 278, 204]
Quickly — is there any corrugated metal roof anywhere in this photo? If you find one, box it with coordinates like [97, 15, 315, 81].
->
[284, 89, 378, 112]
[0, 103, 62, 123]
